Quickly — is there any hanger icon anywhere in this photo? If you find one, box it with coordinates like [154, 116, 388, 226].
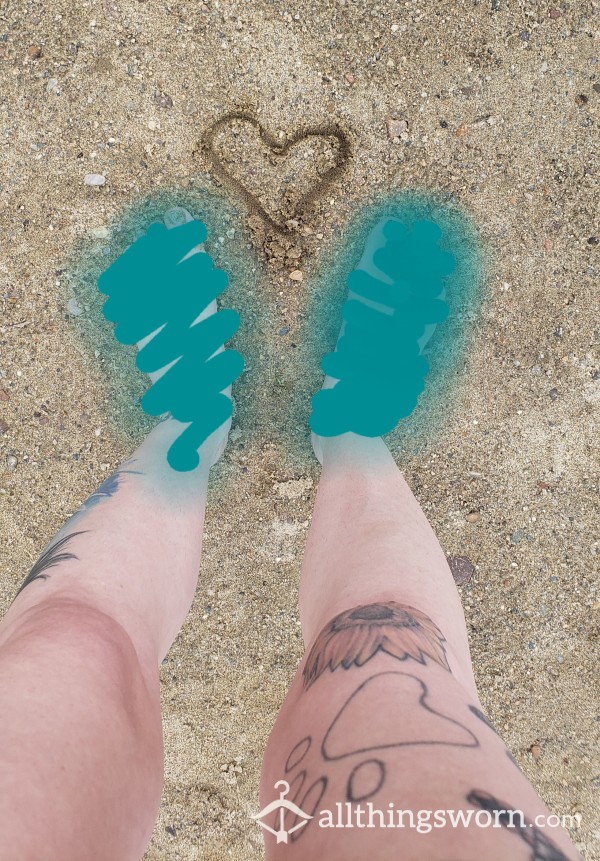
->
[253, 780, 313, 844]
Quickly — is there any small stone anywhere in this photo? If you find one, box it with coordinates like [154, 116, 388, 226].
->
[491, 0, 500, 9]
[0, 419, 8, 435]
[344, 72, 355, 85]
[84, 173, 106, 186]
[511, 528, 525, 544]
[529, 743, 542, 758]
[548, 7, 561, 18]
[447, 556, 475, 585]
[588, 236, 599, 245]
[0, 388, 9, 401]
[532, 365, 541, 375]
[148, 119, 159, 130]
[593, 83, 600, 94]
[27, 45, 42, 59]
[455, 123, 468, 137]
[91, 226, 109, 239]
[466, 512, 480, 523]
[549, 387, 559, 400]
[46, 77, 60, 93]
[6, 454, 17, 470]
[544, 238, 553, 251]
[575, 94, 588, 106]
[540, 61, 549, 73]
[165, 825, 177, 837]
[385, 117, 408, 140]
[154, 91, 173, 109]
[278, 326, 290, 335]
[391, 23, 399, 32]
[66, 298, 83, 316]
[520, 30, 530, 41]
[289, 270, 303, 281]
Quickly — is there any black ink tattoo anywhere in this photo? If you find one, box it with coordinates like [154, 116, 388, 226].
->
[506, 750, 523, 771]
[290, 777, 328, 843]
[281, 670, 481, 835]
[467, 790, 577, 861]
[468, 704, 499, 734]
[286, 737, 312, 773]
[71, 460, 141, 521]
[322, 672, 479, 760]
[468, 706, 523, 773]
[303, 602, 450, 690]
[347, 758, 386, 803]
[16, 531, 87, 596]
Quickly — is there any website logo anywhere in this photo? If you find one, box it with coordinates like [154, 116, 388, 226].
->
[254, 780, 313, 844]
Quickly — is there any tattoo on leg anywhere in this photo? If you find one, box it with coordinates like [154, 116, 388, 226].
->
[303, 602, 450, 690]
[67, 460, 142, 527]
[468, 705, 523, 773]
[279, 671, 481, 841]
[322, 672, 479, 760]
[347, 758, 386, 802]
[467, 790, 577, 861]
[290, 777, 328, 843]
[506, 750, 523, 771]
[285, 737, 312, 772]
[16, 531, 87, 596]
[468, 704, 499, 734]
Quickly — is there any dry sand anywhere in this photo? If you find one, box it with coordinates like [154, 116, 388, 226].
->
[0, 0, 598, 858]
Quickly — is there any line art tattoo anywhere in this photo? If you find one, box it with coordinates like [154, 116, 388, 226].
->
[322, 672, 480, 760]
[467, 790, 576, 861]
[468, 705, 523, 772]
[468, 704, 499, 734]
[347, 758, 386, 803]
[286, 737, 312, 773]
[290, 777, 328, 843]
[303, 602, 450, 690]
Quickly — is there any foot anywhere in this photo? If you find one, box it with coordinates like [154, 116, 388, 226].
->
[144, 207, 235, 470]
[98, 207, 243, 472]
[310, 217, 455, 464]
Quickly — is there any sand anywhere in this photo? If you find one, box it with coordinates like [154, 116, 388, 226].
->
[0, 0, 598, 858]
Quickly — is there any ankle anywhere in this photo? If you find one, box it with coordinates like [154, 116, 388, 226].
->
[314, 432, 391, 469]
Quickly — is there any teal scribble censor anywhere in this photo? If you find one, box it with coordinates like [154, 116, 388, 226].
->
[311, 218, 455, 437]
[98, 219, 244, 471]
[295, 191, 484, 459]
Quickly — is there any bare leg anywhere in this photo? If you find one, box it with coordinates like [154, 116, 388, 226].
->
[260, 434, 581, 859]
[0, 210, 233, 861]
[260, 213, 581, 859]
[0, 418, 215, 861]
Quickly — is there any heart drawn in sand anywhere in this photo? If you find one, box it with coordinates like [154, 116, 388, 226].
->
[200, 111, 351, 233]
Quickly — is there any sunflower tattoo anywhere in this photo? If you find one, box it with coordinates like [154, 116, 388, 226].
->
[303, 602, 450, 690]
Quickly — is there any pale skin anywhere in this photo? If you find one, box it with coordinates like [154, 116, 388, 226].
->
[0, 222, 582, 861]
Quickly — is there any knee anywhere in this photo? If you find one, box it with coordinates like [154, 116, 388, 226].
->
[0, 598, 164, 858]
[3, 596, 161, 738]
